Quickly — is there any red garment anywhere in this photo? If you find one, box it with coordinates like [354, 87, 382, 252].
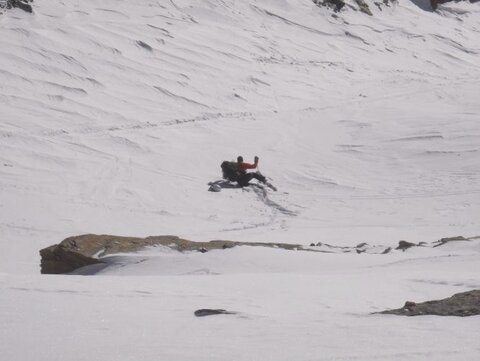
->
[239, 162, 257, 171]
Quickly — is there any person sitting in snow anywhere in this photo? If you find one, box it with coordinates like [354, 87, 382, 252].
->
[236, 155, 267, 187]
[219, 155, 276, 191]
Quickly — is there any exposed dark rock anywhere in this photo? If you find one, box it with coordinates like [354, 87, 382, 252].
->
[39, 234, 479, 274]
[434, 235, 469, 247]
[40, 234, 186, 274]
[431, 0, 479, 10]
[431, 0, 450, 9]
[374, 0, 395, 10]
[381, 247, 392, 254]
[136, 40, 153, 51]
[378, 290, 480, 316]
[403, 301, 417, 311]
[40, 234, 312, 274]
[39, 244, 102, 275]
[194, 309, 236, 317]
[396, 236, 472, 252]
[355, 242, 369, 253]
[313, 0, 476, 14]
[313, 0, 346, 12]
[313, 0, 400, 14]
[2, 0, 33, 13]
[355, 0, 373, 15]
[309, 236, 476, 254]
[396, 240, 417, 251]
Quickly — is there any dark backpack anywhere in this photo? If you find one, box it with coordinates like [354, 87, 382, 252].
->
[221, 161, 241, 181]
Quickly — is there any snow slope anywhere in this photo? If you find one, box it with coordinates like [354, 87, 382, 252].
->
[1, 0, 480, 360]
[2, 241, 480, 360]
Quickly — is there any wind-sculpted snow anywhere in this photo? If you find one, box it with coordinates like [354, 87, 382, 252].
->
[0, 0, 479, 266]
[1, 1, 480, 360]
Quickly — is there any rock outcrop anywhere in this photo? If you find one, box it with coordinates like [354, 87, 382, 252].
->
[395, 240, 418, 251]
[39, 234, 307, 274]
[355, 0, 373, 15]
[433, 235, 470, 247]
[39, 234, 479, 274]
[431, 0, 479, 10]
[313, 0, 393, 13]
[40, 234, 182, 274]
[313, 0, 346, 12]
[378, 290, 480, 316]
[194, 309, 237, 317]
[1, 0, 33, 13]
[313, 0, 478, 14]
[40, 243, 102, 275]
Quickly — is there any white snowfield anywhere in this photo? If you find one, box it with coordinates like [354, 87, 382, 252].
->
[1, 0, 479, 360]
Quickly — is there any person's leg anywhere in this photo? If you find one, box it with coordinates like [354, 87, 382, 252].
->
[252, 173, 276, 190]
[237, 173, 254, 187]
[251, 173, 266, 184]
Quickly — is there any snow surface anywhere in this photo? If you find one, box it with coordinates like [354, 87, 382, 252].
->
[1, 0, 480, 360]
